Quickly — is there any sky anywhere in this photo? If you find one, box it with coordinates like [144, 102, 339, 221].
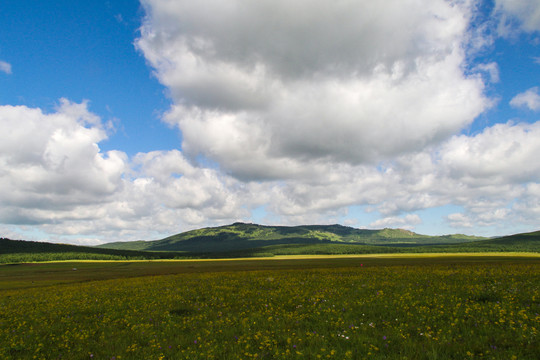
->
[1, 0, 540, 245]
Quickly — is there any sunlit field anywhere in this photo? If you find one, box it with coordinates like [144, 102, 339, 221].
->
[1, 257, 538, 359]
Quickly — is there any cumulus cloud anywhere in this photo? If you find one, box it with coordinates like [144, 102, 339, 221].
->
[137, 0, 489, 180]
[0, 100, 249, 244]
[3, 98, 540, 242]
[261, 119, 540, 234]
[5, 1, 540, 243]
[440, 121, 540, 183]
[131, 150, 248, 219]
[0, 60, 11, 74]
[448, 207, 512, 229]
[510, 87, 540, 111]
[0, 99, 126, 218]
[430, 120, 540, 232]
[399, 121, 540, 233]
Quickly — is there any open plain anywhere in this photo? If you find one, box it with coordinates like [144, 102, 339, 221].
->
[1, 254, 539, 359]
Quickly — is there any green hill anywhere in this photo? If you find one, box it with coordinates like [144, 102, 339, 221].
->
[0, 238, 183, 263]
[97, 222, 487, 253]
[2, 226, 539, 264]
[216, 229, 540, 257]
[448, 230, 540, 252]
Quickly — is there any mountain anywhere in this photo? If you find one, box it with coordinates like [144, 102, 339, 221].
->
[97, 222, 487, 253]
[2, 226, 539, 264]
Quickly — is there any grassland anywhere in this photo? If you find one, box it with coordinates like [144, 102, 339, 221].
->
[1, 255, 539, 359]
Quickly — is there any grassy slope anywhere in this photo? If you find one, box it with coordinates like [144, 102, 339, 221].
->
[97, 222, 487, 253]
[0, 238, 184, 263]
[2, 228, 538, 264]
[244, 230, 540, 256]
[458, 230, 540, 251]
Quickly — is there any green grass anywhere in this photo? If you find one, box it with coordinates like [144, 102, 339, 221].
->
[0, 256, 539, 359]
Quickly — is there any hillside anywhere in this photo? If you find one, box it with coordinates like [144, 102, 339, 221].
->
[97, 222, 487, 253]
[451, 230, 540, 252]
[0, 238, 182, 263]
[2, 227, 539, 264]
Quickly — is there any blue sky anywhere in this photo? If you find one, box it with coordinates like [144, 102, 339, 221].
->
[1, 0, 539, 245]
[0, 0, 178, 154]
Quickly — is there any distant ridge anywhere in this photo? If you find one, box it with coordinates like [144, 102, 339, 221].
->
[97, 222, 487, 253]
[457, 230, 540, 252]
[2, 226, 539, 264]
[0, 237, 180, 263]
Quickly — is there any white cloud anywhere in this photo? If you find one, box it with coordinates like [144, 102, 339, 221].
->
[495, 0, 540, 34]
[474, 62, 500, 83]
[425, 120, 540, 232]
[138, 0, 489, 180]
[3, 98, 540, 243]
[440, 121, 540, 183]
[512, 183, 540, 226]
[260, 120, 540, 234]
[447, 212, 473, 228]
[447, 207, 512, 231]
[0, 99, 126, 217]
[0, 101, 249, 244]
[0, 60, 11, 74]
[5, 1, 540, 244]
[132, 150, 247, 217]
[510, 87, 540, 111]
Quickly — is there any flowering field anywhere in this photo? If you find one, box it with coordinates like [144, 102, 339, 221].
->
[1, 258, 539, 359]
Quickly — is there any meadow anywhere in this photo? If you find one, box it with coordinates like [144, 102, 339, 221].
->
[0, 256, 539, 359]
